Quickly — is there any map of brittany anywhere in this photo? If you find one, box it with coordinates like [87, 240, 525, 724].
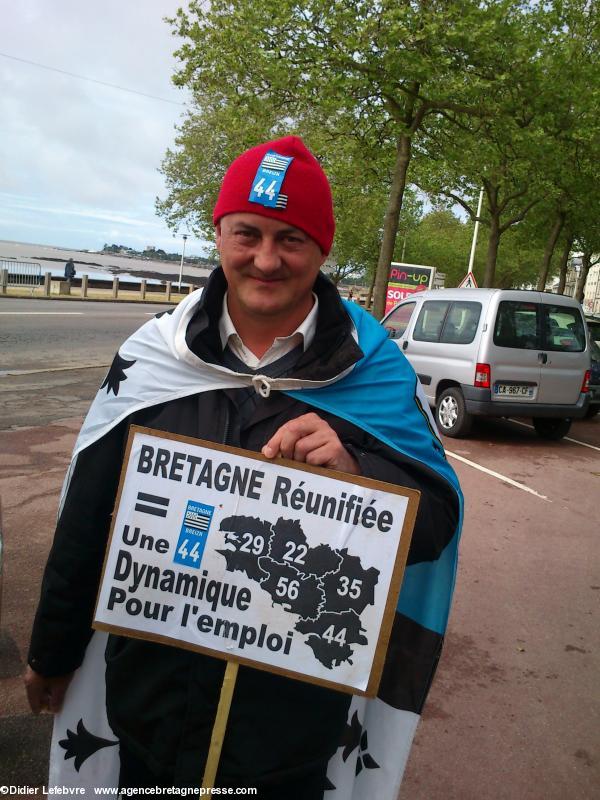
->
[217, 515, 380, 669]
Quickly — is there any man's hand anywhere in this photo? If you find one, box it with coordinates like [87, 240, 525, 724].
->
[24, 666, 74, 714]
[262, 413, 360, 474]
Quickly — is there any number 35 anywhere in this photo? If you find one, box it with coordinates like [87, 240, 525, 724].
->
[337, 576, 362, 598]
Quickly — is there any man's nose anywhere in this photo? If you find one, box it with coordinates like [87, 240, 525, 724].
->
[253, 238, 282, 272]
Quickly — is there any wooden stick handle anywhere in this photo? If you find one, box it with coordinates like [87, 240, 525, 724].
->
[202, 661, 239, 789]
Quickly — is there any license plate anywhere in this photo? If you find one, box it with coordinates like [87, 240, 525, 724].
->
[494, 383, 535, 398]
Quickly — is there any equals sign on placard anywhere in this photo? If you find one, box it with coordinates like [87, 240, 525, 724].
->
[135, 492, 170, 517]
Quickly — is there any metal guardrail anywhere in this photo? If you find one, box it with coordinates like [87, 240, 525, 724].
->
[0, 265, 201, 302]
[0, 260, 43, 288]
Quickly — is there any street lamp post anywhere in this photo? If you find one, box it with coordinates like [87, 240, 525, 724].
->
[178, 234, 188, 291]
[467, 189, 484, 273]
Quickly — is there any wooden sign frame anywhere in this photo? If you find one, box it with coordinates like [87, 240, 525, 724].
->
[93, 425, 420, 698]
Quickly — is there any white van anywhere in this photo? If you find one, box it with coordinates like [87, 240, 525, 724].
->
[382, 288, 591, 439]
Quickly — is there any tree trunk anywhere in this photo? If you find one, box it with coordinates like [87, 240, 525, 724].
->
[536, 212, 565, 291]
[372, 133, 412, 319]
[556, 235, 573, 295]
[366, 267, 377, 311]
[575, 251, 592, 304]
[483, 215, 501, 287]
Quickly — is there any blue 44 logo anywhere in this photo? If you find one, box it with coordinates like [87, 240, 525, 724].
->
[252, 177, 278, 201]
[248, 150, 293, 208]
[173, 500, 214, 569]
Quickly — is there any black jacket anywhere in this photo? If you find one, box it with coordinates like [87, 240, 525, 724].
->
[29, 270, 458, 785]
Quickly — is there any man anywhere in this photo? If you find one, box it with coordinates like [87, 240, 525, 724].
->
[64, 258, 76, 283]
[26, 137, 462, 798]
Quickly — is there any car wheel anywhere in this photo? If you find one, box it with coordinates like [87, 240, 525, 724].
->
[532, 417, 572, 440]
[436, 388, 473, 438]
[584, 404, 599, 418]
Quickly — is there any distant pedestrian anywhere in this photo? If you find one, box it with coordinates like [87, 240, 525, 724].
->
[64, 259, 76, 283]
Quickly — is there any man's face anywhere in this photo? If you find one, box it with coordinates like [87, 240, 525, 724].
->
[216, 213, 326, 332]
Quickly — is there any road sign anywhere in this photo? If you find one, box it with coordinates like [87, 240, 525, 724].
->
[458, 272, 478, 288]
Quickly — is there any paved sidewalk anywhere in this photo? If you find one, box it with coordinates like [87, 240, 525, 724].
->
[1, 419, 80, 785]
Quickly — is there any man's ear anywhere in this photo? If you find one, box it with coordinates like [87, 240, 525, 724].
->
[215, 222, 222, 249]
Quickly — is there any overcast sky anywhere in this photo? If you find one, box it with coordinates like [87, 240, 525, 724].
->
[0, 0, 212, 255]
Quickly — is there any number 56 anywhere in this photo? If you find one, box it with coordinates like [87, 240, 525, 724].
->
[275, 576, 299, 600]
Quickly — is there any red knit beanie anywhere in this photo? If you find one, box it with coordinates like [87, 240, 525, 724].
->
[213, 136, 335, 255]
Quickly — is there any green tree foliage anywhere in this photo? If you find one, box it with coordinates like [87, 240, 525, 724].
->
[402, 210, 473, 287]
[496, 216, 557, 289]
[417, 0, 600, 289]
[403, 209, 543, 288]
[160, 0, 535, 316]
[158, 0, 599, 306]
[416, 25, 546, 285]
[156, 100, 283, 237]
[533, 0, 600, 290]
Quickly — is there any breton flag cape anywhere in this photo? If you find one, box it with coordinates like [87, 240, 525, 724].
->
[49, 290, 463, 797]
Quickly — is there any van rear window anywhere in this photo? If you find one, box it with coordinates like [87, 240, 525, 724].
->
[587, 318, 600, 347]
[413, 301, 481, 344]
[544, 305, 585, 352]
[494, 302, 539, 349]
[494, 301, 586, 352]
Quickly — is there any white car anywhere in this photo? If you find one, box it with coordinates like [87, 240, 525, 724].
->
[382, 288, 591, 439]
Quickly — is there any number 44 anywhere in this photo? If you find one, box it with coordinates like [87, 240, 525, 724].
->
[322, 625, 347, 646]
[253, 177, 277, 200]
[178, 538, 201, 562]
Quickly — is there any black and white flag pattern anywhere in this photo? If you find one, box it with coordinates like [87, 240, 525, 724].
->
[184, 506, 212, 531]
[263, 154, 290, 171]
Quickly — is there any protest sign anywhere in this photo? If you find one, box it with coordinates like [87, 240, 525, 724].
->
[94, 426, 419, 697]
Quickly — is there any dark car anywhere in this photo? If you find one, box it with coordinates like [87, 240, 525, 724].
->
[585, 316, 600, 418]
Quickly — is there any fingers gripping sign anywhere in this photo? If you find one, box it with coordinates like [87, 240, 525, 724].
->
[262, 413, 360, 475]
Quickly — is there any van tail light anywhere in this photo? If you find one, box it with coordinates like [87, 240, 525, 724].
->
[582, 370, 590, 393]
[475, 363, 491, 388]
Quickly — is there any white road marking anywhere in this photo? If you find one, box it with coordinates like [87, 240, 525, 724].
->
[508, 418, 600, 453]
[0, 364, 110, 377]
[446, 450, 550, 501]
[563, 436, 600, 452]
[0, 311, 84, 315]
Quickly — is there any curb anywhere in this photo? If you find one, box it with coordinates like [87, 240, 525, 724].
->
[1, 364, 111, 377]
[0, 291, 181, 305]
